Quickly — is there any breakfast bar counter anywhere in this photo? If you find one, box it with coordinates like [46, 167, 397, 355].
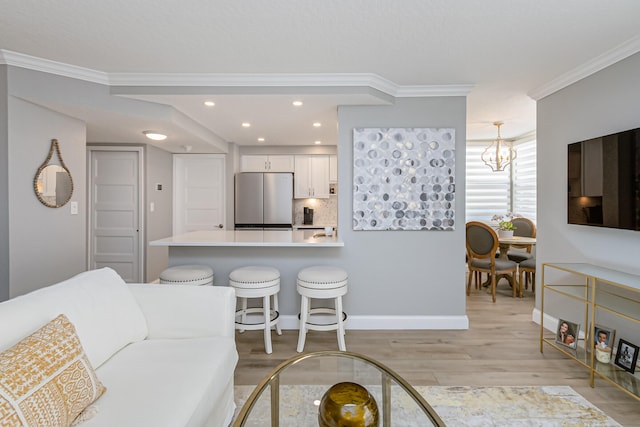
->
[150, 229, 343, 248]
[150, 229, 344, 326]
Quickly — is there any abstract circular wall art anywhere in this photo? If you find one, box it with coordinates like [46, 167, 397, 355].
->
[353, 127, 455, 231]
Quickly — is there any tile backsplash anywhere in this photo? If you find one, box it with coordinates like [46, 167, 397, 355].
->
[294, 195, 337, 226]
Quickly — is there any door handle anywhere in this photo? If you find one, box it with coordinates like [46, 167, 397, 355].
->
[218, 224, 223, 229]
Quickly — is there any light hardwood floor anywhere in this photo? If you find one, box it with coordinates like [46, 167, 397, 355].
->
[234, 279, 640, 426]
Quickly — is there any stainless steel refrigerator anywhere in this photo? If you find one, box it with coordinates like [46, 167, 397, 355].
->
[234, 172, 293, 229]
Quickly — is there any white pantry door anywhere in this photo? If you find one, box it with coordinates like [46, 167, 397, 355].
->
[88, 147, 144, 282]
[173, 154, 226, 235]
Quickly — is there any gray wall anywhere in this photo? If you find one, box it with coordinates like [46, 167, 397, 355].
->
[337, 97, 467, 317]
[8, 97, 87, 297]
[145, 144, 173, 281]
[537, 51, 640, 344]
[0, 65, 8, 300]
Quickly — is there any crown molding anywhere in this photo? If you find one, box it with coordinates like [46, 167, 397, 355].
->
[0, 49, 109, 85]
[395, 84, 474, 97]
[109, 72, 472, 97]
[0, 49, 471, 98]
[529, 35, 640, 101]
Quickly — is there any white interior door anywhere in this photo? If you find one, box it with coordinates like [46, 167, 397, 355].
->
[173, 154, 226, 235]
[88, 147, 144, 282]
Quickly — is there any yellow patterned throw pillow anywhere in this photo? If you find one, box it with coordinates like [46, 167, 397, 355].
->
[0, 314, 106, 427]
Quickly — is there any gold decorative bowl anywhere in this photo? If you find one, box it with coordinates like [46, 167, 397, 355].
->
[318, 382, 379, 427]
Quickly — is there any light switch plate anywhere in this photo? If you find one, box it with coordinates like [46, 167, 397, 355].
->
[70, 201, 78, 215]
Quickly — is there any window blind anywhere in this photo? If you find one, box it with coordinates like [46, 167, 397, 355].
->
[465, 141, 511, 221]
[513, 139, 537, 223]
[465, 138, 537, 223]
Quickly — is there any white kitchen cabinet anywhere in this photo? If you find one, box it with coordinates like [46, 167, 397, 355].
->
[329, 154, 338, 183]
[294, 155, 330, 198]
[240, 155, 294, 172]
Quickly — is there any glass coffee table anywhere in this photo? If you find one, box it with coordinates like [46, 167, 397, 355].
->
[233, 350, 445, 426]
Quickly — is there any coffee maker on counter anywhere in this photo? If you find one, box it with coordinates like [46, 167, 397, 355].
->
[303, 207, 314, 225]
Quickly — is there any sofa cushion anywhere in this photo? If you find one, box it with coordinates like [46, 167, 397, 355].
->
[82, 336, 238, 427]
[0, 314, 106, 427]
[0, 268, 148, 368]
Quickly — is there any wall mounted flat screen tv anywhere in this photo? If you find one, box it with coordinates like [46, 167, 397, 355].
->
[567, 127, 640, 230]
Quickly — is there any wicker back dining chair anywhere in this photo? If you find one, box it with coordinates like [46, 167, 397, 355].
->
[466, 221, 519, 302]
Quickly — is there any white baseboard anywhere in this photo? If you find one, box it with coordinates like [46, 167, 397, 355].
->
[278, 314, 469, 330]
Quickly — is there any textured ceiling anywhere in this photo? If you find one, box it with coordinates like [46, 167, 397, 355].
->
[2, 0, 640, 150]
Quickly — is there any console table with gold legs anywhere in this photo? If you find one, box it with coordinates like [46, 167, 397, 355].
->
[540, 263, 640, 401]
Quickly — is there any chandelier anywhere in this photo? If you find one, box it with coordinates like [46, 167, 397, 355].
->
[481, 121, 516, 172]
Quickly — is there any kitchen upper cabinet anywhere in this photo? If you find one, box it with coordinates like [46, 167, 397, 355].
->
[329, 154, 338, 183]
[294, 155, 330, 198]
[240, 155, 294, 172]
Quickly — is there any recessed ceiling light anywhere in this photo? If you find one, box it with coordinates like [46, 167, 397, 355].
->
[143, 131, 167, 141]
[313, 122, 322, 127]
[257, 137, 265, 142]
[314, 140, 322, 145]
[204, 101, 215, 107]
[241, 122, 251, 128]
[292, 101, 303, 107]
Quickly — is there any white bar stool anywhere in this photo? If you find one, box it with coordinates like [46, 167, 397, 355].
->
[229, 266, 282, 354]
[296, 266, 348, 353]
[159, 265, 214, 286]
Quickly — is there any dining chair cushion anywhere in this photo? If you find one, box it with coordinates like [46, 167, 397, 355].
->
[507, 250, 534, 263]
[519, 257, 536, 270]
[470, 257, 517, 271]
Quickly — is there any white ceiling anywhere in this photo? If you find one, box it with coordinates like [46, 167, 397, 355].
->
[2, 0, 640, 151]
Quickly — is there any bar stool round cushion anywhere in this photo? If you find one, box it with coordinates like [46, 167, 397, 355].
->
[297, 266, 348, 290]
[229, 266, 280, 288]
[159, 265, 214, 286]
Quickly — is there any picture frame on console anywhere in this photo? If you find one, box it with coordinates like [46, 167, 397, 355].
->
[556, 319, 579, 350]
[614, 339, 639, 374]
[591, 324, 616, 363]
[593, 324, 616, 349]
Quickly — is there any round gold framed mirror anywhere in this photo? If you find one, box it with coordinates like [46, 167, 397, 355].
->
[34, 139, 74, 208]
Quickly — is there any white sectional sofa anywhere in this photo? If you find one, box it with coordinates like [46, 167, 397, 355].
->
[0, 267, 238, 427]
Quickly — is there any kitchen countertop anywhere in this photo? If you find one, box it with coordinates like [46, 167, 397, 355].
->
[150, 229, 344, 247]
